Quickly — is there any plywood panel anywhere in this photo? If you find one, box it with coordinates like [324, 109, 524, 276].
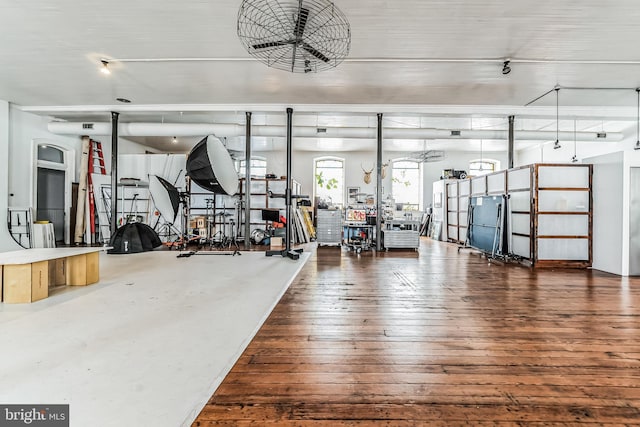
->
[47, 259, 66, 287]
[66, 254, 87, 286]
[86, 252, 99, 284]
[3, 264, 32, 303]
[55, 258, 66, 285]
[31, 260, 48, 302]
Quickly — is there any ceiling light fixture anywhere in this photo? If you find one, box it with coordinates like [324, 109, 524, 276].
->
[100, 59, 111, 75]
[553, 87, 561, 150]
[116, 97, 131, 103]
[502, 59, 511, 75]
[172, 136, 178, 144]
[635, 88, 640, 150]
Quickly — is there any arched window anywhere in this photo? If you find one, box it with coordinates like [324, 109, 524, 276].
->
[314, 157, 345, 208]
[391, 159, 422, 211]
[237, 156, 267, 178]
[37, 145, 64, 164]
[469, 159, 499, 176]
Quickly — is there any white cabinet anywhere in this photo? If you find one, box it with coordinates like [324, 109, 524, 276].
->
[316, 209, 342, 246]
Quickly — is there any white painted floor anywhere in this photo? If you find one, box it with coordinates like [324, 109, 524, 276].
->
[0, 250, 309, 427]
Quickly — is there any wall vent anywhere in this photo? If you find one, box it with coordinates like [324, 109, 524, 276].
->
[450, 130, 461, 136]
[82, 123, 94, 129]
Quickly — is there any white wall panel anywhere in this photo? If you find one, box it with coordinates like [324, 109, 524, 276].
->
[538, 166, 589, 188]
[538, 238, 589, 260]
[511, 235, 531, 258]
[538, 190, 589, 212]
[538, 214, 589, 236]
[507, 168, 531, 190]
[487, 171, 505, 194]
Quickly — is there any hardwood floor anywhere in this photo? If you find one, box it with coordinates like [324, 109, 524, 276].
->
[193, 239, 640, 426]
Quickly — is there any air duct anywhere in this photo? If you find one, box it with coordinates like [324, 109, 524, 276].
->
[47, 122, 624, 142]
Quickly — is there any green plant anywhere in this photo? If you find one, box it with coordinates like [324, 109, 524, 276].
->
[316, 172, 338, 190]
[392, 176, 411, 187]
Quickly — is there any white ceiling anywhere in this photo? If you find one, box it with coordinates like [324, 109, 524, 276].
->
[2, 0, 640, 152]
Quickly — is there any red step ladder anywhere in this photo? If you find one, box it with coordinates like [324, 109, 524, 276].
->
[87, 139, 107, 243]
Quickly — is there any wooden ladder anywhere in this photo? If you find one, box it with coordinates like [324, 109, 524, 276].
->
[87, 139, 107, 244]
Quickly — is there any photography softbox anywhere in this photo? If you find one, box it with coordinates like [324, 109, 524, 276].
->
[186, 135, 239, 195]
[149, 175, 180, 223]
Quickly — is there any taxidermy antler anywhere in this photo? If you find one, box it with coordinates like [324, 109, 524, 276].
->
[381, 161, 389, 179]
[361, 163, 374, 184]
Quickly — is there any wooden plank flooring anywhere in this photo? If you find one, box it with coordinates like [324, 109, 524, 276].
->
[193, 239, 640, 426]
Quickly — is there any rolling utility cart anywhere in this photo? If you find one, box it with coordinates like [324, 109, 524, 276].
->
[343, 223, 374, 253]
[382, 219, 420, 250]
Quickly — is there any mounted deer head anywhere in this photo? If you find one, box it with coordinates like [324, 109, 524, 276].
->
[361, 163, 374, 184]
[381, 161, 389, 179]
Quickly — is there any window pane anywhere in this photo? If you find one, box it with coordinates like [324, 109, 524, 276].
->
[391, 160, 421, 210]
[469, 161, 495, 176]
[238, 158, 267, 178]
[315, 159, 344, 207]
[38, 145, 64, 163]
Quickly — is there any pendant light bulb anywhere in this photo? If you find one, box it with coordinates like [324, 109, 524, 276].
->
[100, 60, 111, 75]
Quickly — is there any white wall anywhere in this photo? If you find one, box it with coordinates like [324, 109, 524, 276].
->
[260, 149, 507, 212]
[1, 106, 160, 250]
[515, 134, 636, 166]
[586, 151, 624, 275]
[8, 106, 82, 209]
[0, 100, 21, 251]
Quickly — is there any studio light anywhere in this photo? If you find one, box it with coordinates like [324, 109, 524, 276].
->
[502, 60, 511, 75]
[100, 60, 111, 75]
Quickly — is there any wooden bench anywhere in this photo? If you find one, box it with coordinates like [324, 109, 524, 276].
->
[0, 247, 110, 304]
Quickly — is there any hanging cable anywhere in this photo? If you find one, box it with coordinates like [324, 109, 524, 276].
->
[553, 88, 561, 150]
[572, 120, 578, 162]
[636, 88, 640, 150]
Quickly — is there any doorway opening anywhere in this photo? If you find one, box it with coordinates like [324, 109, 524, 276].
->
[34, 143, 73, 244]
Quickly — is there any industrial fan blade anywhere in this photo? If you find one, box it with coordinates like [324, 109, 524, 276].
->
[294, 7, 310, 38]
[252, 40, 292, 49]
[302, 43, 330, 62]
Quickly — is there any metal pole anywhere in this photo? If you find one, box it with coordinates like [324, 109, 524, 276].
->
[285, 107, 293, 252]
[508, 115, 515, 168]
[110, 111, 119, 237]
[244, 112, 252, 248]
[376, 113, 383, 252]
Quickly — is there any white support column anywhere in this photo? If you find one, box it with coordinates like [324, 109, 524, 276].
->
[0, 100, 22, 251]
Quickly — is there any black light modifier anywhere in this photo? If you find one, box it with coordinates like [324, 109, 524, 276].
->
[186, 135, 239, 195]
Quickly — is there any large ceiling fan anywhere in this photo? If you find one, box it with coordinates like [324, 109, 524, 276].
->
[237, 0, 351, 73]
[408, 150, 446, 163]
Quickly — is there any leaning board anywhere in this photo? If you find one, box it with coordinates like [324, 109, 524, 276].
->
[468, 195, 504, 254]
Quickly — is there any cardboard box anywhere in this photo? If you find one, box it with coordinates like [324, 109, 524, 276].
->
[270, 236, 283, 247]
[196, 216, 206, 228]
